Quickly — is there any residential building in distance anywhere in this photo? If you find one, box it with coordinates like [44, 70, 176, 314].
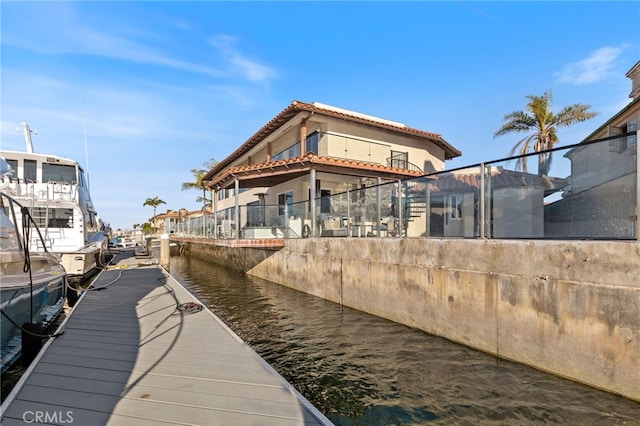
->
[545, 60, 639, 239]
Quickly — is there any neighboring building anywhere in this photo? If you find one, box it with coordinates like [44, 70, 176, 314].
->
[545, 60, 639, 239]
[422, 167, 562, 238]
[179, 208, 214, 236]
[152, 210, 180, 234]
[203, 100, 461, 237]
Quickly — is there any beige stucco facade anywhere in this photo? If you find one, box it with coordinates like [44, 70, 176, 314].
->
[205, 101, 460, 216]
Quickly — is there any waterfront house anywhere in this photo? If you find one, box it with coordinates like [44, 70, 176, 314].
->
[152, 209, 180, 234]
[202, 100, 462, 238]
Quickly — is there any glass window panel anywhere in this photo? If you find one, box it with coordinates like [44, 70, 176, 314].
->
[24, 160, 37, 181]
[43, 163, 76, 184]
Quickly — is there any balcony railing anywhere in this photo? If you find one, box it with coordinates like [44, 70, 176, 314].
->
[172, 133, 638, 241]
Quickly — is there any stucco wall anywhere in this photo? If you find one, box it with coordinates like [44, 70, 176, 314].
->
[178, 237, 640, 402]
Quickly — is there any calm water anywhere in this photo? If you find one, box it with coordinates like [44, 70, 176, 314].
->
[169, 255, 640, 425]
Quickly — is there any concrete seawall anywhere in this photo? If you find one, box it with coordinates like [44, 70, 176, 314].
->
[175, 237, 640, 402]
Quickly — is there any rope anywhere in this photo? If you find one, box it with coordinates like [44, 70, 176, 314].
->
[174, 302, 204, 315]
[20, 207, 34, 323]
[86, 269, 124, 291]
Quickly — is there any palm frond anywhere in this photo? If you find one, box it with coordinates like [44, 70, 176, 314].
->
[495, 90, 597, 174]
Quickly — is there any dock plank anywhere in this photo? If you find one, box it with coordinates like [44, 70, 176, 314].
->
[0, 252, 331, 425]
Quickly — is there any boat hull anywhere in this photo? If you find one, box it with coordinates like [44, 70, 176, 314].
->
[0, 257, 67, 373]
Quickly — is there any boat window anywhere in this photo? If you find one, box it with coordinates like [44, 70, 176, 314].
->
[5, 159, 18, 178]
[43, 163, 76, 184]
[24, 160, 37, 182]
[32, 207, 74, 229]
[79, 170, 87, 189]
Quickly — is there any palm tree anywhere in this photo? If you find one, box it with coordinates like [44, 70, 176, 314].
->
[494, 90, 598, 175]
[181, 158, 218, 211]
[143, 196, 166, 232]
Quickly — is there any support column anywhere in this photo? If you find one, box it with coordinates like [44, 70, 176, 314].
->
[235, 178, 240, 239]
[213, 188, 218, 239]
[160, 233, 170, 271]
[424, 178, 431, 237]
[376, 177, 381, 237]
[310, 168, 317, 236]
[397, 179, 403, 237]
[300, 118, 307, 155]
[480, 162, 485, 239]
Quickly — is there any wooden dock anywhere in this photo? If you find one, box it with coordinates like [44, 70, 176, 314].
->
[0, 250, 332, 425]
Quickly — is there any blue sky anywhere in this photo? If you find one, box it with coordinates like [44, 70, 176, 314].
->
[1, 1, 638, 230]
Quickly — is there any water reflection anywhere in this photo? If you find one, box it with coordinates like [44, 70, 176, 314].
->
[170, 255, 640, 425]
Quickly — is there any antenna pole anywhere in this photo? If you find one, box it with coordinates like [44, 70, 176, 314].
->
[82, 97, 91, 191]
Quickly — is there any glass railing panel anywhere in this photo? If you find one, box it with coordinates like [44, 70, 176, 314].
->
[485, 135, 636, 239]
[317, 192, 349, 237]
[287, 201, 309, 238]
[403, 176, 434, 238]
[216, 206, 236, 239]
[175, 134, 636, 241]
[350, 185, 382, 237]
[421, 167, 481, 238]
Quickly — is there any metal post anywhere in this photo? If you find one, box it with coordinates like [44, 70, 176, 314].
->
[480, 162, 485, 239]
[310, 168, 317, 236]
[234, 179, 240, 239]
[397, 179, 403, 237]
[346, 189, 351, 237]
[636, 131, 639, 241]
[284, 200, 289, 238]
[213, 188, 218, 239]
[484, 164, 492, 238]
[424, 178, 431, 237]
[376, 177, 381, 237]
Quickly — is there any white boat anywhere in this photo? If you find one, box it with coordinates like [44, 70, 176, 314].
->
[1, 162, 68, 372]
[0, 123, 109, 280]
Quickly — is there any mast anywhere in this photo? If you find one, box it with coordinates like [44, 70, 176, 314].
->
[83, 97, 91, 191]
[21, 122, 35, 153]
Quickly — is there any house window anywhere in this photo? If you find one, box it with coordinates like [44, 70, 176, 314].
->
[320, 189, 331, 213]
[448, 194, 462, 220]
[627, 117, 637, 149]
[278, 191, 293, 215]
[306, 132, 320, 155]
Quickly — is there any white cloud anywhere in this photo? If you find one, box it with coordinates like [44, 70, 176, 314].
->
[556, 45, 630, 85]
[208, 35, 277, 84]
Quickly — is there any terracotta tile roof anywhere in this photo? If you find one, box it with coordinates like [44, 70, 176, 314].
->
[203, 100, 461, 181]
[209, 153, 424, 189]
[409, 169, 564, 193]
